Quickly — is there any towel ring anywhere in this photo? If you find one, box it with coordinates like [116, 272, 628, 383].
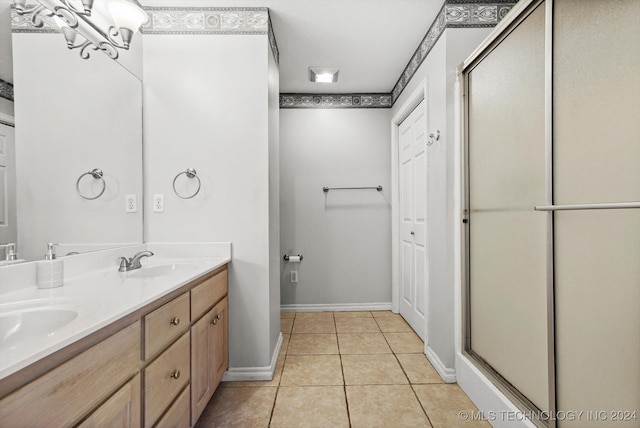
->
[76, 168, 106, 200]
[173, 168, 201, 199]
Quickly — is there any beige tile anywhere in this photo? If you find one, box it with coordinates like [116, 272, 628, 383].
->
[384, 332, 424, 353]
[338, 333, 392, 354]
[222, 354, 284, 388]
[281, 312, 295, 319]
[371, 310, 397, 318]
[195, 386, 276, 428]
[333, 311, 373, 318]
[342, 354, 408, 385]
[281, 318, 293, 334]
[413, 384, 490, 427]
[335, 317, 380, 333]
[270, 386, 349, 428]
[280, 333, 290, 356]
[288, 333, 339, 355]
[397, 354, 444, 384]
[292, 317, 336, 334]
[347, 385, 431, 427]
[375, 316, 413, 333]
[281, 355, 343, 386]
[294, 311, 334, 320]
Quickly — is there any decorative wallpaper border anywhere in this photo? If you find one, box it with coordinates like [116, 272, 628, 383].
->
[142, 7, 268, 34]
[391, 1, 516, 104]
[280, 94, 392, 109]
[142, 7, 278, 65]
[0, 79, 14, 102]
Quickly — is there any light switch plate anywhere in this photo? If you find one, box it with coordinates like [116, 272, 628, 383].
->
[153, 194, 164, 212]
[125, 194, 137, 213]
[291, 271, 298, 283]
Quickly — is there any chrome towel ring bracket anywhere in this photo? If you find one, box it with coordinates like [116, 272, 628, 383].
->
[173, 168, 201, 199]
[76, 168, 106, 200]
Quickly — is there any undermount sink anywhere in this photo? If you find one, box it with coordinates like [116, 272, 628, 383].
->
[126, 263, 200, 279]
[0, 308, 79, 349]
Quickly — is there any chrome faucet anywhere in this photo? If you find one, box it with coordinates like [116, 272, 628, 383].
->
[118, 250, 154, 272]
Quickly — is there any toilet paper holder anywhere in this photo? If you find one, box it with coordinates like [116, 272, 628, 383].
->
[283, 254, 303, 261]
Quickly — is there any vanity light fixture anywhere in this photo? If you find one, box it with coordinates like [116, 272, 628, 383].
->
[309, 67, 340, 83]
[13, 0, 147, 60]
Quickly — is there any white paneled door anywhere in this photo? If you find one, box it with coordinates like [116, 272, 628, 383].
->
[398, 99, 427, 340]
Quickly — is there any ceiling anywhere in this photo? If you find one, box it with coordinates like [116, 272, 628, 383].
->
[138, 0, 443, 93]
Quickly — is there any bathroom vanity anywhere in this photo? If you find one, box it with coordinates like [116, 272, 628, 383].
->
[0, 243, 230, 427]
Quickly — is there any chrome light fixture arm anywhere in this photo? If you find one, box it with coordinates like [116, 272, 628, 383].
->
[12, 0, 147, 61]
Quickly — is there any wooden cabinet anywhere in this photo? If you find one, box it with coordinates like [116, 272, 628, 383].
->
[156, 384, 191, 428]
[144, 332, 191, 427]
[144, 292, 190, 360]
[191, 297, 228, 423]
[0, 321, 141, 427]
[191, 268, 227, 321]
[79, 374, 141, 428]
[0, 264, 228, 428]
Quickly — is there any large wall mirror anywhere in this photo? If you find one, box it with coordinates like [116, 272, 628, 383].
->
[5, 8, 143, 262]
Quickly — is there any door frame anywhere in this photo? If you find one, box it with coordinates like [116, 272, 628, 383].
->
[390, 79, 429, 345]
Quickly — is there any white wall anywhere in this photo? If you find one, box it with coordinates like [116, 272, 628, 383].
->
[12, 32, 143, 261]
[143, 34, 278, 370]
[391, 27, 492, 371]
[267, 45, 281, 354]
[279, 108, 392, 307]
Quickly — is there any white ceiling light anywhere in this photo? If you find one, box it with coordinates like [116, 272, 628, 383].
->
[309, 67, 340, 83]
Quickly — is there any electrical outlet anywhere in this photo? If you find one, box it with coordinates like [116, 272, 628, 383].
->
[153, 194, 165, 212]
[291, 270, 298, 283]
[125, 194, 137, 213]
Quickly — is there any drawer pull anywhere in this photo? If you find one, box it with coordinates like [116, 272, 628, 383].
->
[170, 317, 180, 326]
[170, 370, 181, 379]
[211, 318, 218, 325]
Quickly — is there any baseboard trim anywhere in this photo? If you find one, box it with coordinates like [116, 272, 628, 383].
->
[222, 333, 282, 382]
[280, 302, 393, 312]
[426, 345, 457, 383]
[456, 353, 537, 428]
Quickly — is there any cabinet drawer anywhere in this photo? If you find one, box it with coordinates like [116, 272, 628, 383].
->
[144, 292, 190, 360]
[0, 321, 141, 427]
[144, 331, 190, 428]
[191, 267, 227, 321]
[155, 385, 190, 428]
[79, 374, 141, 428]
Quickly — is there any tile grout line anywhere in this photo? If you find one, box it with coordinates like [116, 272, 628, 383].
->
[378, 314, 436, 428]
[269, 312, 295, 426]
[335, 311, 353, 428]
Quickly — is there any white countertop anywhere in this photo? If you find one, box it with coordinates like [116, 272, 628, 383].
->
[0, 243, 231, 380]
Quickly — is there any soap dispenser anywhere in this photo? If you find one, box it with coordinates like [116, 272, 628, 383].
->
[37, 243, 64, 289]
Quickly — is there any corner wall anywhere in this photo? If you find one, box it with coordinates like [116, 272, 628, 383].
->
[391, 27, 492, 373]
[143, 33, 276, 370]
[279, 108, 392, 308]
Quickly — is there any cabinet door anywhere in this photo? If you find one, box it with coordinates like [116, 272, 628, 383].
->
[211, 297, 229, 388]
[191, 297, 228, 425]
[79, 374, 141, 428]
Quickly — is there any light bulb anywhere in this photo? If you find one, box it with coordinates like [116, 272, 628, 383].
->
[107, 0, 148, 49]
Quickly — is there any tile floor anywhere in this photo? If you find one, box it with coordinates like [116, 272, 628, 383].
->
[195, 311, 489, 428]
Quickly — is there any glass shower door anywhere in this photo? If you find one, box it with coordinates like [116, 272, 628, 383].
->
[466, 2, 550, 412]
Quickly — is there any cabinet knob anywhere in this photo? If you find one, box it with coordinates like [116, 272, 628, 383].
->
[170, 317, 180, 326]
[170, 370, 180, 379]
[211, 318, 218, 325]
[217, 313, 223, 320]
